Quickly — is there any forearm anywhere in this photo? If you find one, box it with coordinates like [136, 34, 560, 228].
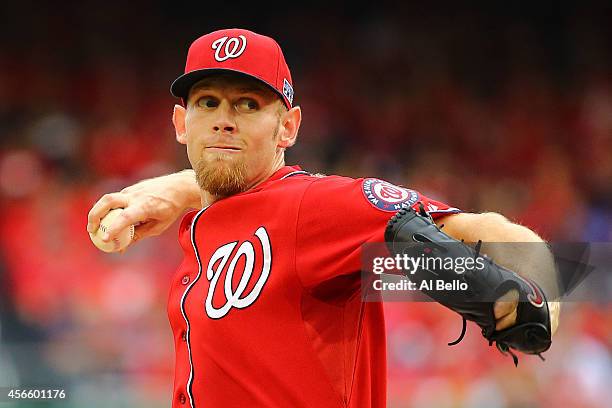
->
[172, 169, 203, 209]
[437, 212, 561, 334]
[437, 212, 560, 300]
[88, 168, 204, 243]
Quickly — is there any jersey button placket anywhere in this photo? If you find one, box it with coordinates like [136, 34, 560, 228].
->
[181, 330, 187, 342]
[178, 393, 186, 404]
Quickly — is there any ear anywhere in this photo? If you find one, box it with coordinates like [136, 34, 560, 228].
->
[173, 104, 187, 144]
[277, 106, 302, 149]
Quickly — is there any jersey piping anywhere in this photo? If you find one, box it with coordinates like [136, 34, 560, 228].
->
[181, 206, 208, 408]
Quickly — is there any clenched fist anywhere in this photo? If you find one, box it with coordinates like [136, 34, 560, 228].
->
[87, 170, 201, 246]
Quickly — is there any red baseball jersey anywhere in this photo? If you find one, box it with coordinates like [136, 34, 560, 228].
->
[167, 166, 459, 408]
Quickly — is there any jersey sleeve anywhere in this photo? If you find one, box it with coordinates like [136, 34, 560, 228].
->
[295, 176, 460, 288]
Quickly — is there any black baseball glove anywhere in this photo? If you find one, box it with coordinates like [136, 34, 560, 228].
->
[384, 205, 552, 365]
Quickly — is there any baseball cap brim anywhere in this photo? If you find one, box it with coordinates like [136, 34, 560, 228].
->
[170, 68, 290, 108]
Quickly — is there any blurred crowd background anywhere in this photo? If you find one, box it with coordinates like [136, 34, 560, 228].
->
[0, 2, 610, 407]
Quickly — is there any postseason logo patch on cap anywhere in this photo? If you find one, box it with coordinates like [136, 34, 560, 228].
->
[283, 79, 294, 105]
[362, 178, 419, 212]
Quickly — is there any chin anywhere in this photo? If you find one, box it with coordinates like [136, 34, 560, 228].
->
[195, 157, 248, 198]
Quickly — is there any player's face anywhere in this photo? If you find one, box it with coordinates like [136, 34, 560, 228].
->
[176, 75, 290, 198]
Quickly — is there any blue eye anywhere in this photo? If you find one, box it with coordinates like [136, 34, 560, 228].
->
[197, 97, 218, 108]
[236, 98, 258, 112]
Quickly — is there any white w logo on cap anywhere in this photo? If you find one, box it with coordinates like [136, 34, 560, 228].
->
[212, 35, 247, 62]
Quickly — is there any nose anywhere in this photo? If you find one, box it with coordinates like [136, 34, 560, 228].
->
[213, 102, 236, 134]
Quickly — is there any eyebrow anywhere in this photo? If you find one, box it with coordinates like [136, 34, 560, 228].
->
[237, 87, 269, 95]
[190, 84, 270, 97]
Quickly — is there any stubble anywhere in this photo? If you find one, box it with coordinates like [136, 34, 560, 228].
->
[195, 154, 248, 199]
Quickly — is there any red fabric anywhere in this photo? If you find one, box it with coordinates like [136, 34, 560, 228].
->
[173, 29, 293, 108]
[167, 166, 458, 408]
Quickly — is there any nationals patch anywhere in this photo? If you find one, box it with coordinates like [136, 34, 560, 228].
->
[362, 178, 419, 212]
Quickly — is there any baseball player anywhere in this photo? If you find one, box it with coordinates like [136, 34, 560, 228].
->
[87, 29, 560, 407]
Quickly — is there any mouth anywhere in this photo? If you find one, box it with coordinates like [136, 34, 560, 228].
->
[206, 146, 242, 153]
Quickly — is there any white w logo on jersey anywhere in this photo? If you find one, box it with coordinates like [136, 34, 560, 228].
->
[211, 35, 247, 62]
[204, 227, 271, 319]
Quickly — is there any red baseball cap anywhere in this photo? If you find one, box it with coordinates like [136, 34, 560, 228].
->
[170, 28, 294, 108]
